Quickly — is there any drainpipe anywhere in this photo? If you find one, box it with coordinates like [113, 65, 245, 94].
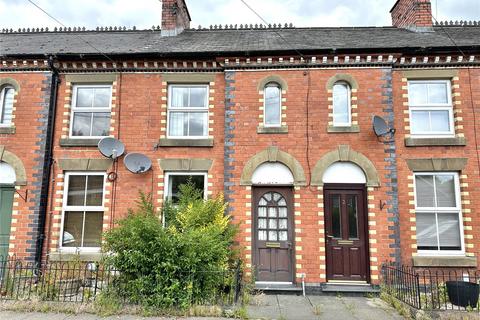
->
[34, 55, 59, 266]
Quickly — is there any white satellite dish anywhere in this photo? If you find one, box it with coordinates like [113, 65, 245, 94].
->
[124, 153, 152, 174]
[373, 115, 395, 137]
[98, 137, 125, 159]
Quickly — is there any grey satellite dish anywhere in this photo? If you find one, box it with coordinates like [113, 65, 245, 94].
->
[98, 137, 125, 159]
[373, 115, 395, 137]
[124, 153, 152, 173]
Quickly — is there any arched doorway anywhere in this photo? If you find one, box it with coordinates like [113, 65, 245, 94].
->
[322, 162, 370, 282]
[252, 162, 295, 283]
[0, 161, 16, 259]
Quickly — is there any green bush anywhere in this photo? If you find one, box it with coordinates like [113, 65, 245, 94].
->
[102, 184, 238, 309]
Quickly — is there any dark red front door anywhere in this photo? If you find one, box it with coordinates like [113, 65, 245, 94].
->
[325, 184, 369, 281]
[253, 187, 294, 282]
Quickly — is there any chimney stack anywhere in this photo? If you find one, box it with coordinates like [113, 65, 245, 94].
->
[390, 0, 433, 31]
[161, 0, 191, 36]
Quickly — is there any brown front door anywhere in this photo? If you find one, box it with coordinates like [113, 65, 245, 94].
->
[324, 184, 369, 282]
[253, 187, 294, 282]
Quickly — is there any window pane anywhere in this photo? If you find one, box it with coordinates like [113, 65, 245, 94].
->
[416, 212, 438, 250]
[264, 85, 281, 126]
[171, 87, 189, 108]
[428, 83, 448, 104]
[430, 111, 450, 132]
[409, 83, 427, 105]
[91, 112, 111, 136]
[86, 175, 104, 206]
[82, 211, 103, 247]
[189, 87, 207, 108]
[435, 175, 456, 207]
[415, 175, 435, 207]
[410, 111, 430, 133]
[347, 195, 358, 239]
[169, 174, 205, 203]
[332, 194, 341, 238]
[72, 112, 92, 136]
[67, 175, 86, 206]
[93, 88, 111, 108]
[169, 112, 186, 136]
[188, 112, 207, 136]
[333, 83, 349, 125]
[1, 87, 14, 124]
[76, 88, 94, 108]
[438, 213, 461, 250]
[63, 211, 83, 247]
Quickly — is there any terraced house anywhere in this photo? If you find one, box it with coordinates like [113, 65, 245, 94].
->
[1, 0, 480, 292]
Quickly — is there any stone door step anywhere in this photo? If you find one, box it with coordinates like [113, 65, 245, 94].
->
[321, 283, 380, 294]
[254, 282, 303, 294]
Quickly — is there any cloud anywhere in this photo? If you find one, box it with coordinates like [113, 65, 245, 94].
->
[0, 0, 478, 30]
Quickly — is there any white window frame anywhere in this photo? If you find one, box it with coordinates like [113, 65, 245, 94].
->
[0, 86, 14, 127]
[332, 81, 352, 127]
[167, 84, 209, 139]
[413, 172, 464, 256]
[60, 172, 106, 252]
[263, 82, 282, 128]
[164, 171, 208, 202]
[408, 80, 454, 137]
[69, 84, 112, 139]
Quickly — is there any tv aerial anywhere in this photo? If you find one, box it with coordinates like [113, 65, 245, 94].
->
[372, 115, 395, 139]
[124, 153, 152, 174]
[98, 137, 125, 159]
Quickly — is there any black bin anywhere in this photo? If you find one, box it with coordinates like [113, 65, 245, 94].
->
[446, 281, 479, 308]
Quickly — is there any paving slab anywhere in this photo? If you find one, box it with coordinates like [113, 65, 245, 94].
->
[276, 295, 317, 320]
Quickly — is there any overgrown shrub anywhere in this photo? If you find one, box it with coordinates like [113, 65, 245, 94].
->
[102, 184, 238, 309]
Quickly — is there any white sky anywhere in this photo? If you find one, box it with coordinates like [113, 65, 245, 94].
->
[0, 0, 479, 30]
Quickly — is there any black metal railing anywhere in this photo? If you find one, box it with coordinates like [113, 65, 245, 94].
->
[0, 255, 242, 306]
[382, 263, 480, 311]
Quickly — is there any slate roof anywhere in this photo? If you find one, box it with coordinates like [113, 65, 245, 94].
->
[1, 26, 480, 57]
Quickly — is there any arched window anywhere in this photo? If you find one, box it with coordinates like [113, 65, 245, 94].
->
[0, 86, 14, 125]
[332, 82, 351, 126]
[264, 82, 281, 127]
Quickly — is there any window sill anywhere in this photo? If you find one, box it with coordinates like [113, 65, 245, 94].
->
[59, 138, 101, 147]
[0, 126, 15, 134]
[412, 255, 477, 267]
[257, 125, 288, 134]
[405, 137, 466, 147]
[157, 138, 214, 147]
[49, 251, 103, 262]
[327, 125, 360, 133]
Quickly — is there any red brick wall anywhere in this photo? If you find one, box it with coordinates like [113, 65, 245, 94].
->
[391, 0, 433, 28]
[0, 72, 51, 260]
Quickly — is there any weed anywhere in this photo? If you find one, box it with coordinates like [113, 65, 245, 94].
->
[312, 304, 322, 315]
[93, 290, 122, 317]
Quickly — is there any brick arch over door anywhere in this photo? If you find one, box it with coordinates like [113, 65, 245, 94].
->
[311, 145, 380, 187]
[240, 146, 306, 186]
[0, 146, 27, 185]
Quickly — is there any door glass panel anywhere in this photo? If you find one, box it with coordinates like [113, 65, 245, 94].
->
[258, 230, 267, 241]
[264, 193, 272, 201]
[279, 231, 288, 241]
[269, 231, 278, 241]
[268, 207, 277, 217]
[258, 218, 267, 229]
[279, 219, 288, 229]
[347, 195, 358, 239]
[273, 192, 281, 202]
[258, 207, 267, 217]
[269, 219, 277, 229]
[332, 194, 341, 238]
[278, 207, 287, 217]
[278, 198, 286, 206]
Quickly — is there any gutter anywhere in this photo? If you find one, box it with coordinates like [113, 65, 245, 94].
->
[34, 55, 59, 266]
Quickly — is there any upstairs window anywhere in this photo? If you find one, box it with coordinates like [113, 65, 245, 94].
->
[408, 80, 453, 136]
[0, 86, 14, 126]
[414, 172, 463, 253]
[264, 82, 281, 127]
[62, 173, 105, 249]
[71, 85, 112, 138]
[332, 82, 351, 126]
[168, 85, 208, 138]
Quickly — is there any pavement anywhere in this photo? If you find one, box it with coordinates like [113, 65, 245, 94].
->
[0, 294, 404, 320]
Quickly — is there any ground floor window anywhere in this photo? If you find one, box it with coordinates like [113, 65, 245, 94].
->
[164, 172, 207, 203]
[61, 172, 105, 249]
[414, 172, 463, 253]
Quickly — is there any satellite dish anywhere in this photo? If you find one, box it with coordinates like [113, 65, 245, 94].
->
[373, 115, 395, 137]
[98, 137, 125, 159]
[124, 153, 152, 174]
